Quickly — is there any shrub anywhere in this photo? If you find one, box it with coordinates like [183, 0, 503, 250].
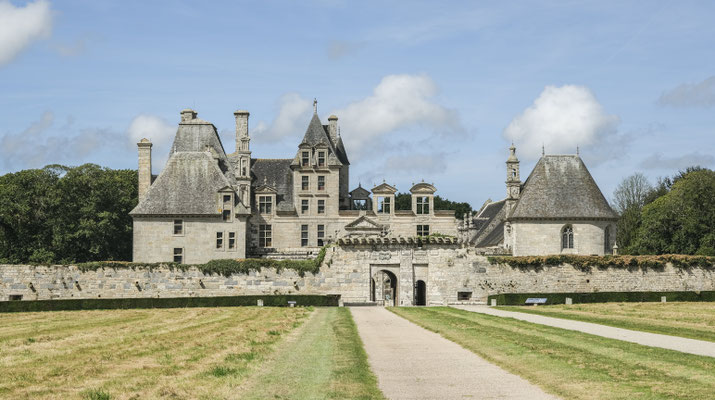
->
[487, 254, 715, 271]
[488, 291, 715, 305]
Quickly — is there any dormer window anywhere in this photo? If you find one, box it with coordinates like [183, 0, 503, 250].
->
[318, 151, 325, 167]
[377, 197, 391, 214]
[416, 196, 429, 214]
[302, 151, 310, 167]
[259, 196, 272, 214]
[222, 194, 232, 222]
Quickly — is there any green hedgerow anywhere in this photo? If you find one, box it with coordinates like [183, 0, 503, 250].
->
[487, 254, 715, 271]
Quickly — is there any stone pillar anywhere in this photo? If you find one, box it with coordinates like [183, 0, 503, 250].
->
[137, 139, 152, 200]
[399, 250, 414, 306]
[328, 115, 338, 143]
[234, 110, 249, 152]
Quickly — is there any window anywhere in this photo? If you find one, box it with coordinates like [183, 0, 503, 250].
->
[259, 196, 272, 214]
[302, 176, 309, 190]
[173, 219, 183, 235]
[173, 248, 183, 264]
[302, 151, 310, 166]
[302, 199, 309, 214]
[317, 199, 325, 214]
[9, 295, 22, 301]
[377, 197, 391, 214]
[352, 199, 368, 210]
[604, 226, 611, 255]
[317, 224, 325, 246]
[458, 292, 472, 301]
[318, 151, 325, 167]
[259, 225, 272, 247]
[228, 232, 236, 250]
[417, 225, 430, 237]
[416, 196, 429, 214]
[562, 225, 574, 249]
[241, 159, 247, 176]
[216, 232, 223, 249]
[222, 194, 232, 222]
[317, 176, 325, 191]
[301, 224, 309, 247]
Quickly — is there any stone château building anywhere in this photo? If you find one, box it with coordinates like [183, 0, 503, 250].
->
[130, 104, 617, 264]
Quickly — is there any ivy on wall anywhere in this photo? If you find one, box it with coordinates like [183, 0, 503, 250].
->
[487, 254, 715, 271]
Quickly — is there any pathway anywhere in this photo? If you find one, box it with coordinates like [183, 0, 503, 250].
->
[350, 307, 558, 400]
[454, 305, 715, 358]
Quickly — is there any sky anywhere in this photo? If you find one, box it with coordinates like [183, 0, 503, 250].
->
[1, 0, 714, 207]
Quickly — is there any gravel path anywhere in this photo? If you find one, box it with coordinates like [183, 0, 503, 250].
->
[454, 305, 715, 358]
[350, 307, 558, 400]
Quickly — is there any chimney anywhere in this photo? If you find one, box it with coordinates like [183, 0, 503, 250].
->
[328, 115, 338, 143]
[234, 110, 249, 152]
[180, 109, 196, 122]
[137, 138, 152, 200]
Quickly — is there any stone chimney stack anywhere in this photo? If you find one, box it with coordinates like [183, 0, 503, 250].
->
[137, 138, 152, 200]
[180, 109, 196, 122]
[234, 110, 249, 152]
[328, 115, 338, 143]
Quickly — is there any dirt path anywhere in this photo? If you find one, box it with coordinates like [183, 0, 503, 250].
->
[350, 307, 557, 400]
[454, 305, 715, 358]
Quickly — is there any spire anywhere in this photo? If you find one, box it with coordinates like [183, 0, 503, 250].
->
[313, 98, 317, 114]
[576, 145, 580, 155]
[542, 143, 545, 156]
[507, 143, 518, 162]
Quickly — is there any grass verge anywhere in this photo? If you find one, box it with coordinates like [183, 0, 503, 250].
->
[496, 302, 715, 342]
[238, 308, 385, 400]
[391, 306, 715, 400]
[0, 307, 310, 399]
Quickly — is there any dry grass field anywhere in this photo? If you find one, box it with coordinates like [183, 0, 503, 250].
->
[0, 307, 311, 399]
[498, 302, 715, 342]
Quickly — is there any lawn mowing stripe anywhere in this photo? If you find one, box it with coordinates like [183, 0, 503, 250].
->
[391, 307, 715, 400]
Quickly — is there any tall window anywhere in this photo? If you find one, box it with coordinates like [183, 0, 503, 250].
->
[317, 176, 325, 191]
[302, 151, 310, 166]
[562, 225, 574, 249]
[377, 197, 391, 214]
[417, 225, 429, 237]
[173, 219, 183, 235]
[259, 225, 272, 247]
[222, 194, 232, 222]
[318, 151, 325, 167]
[317, 224, 325, 246]
[301, 199, 309, 214]
[173, 248, 183, 264]
[216, 232, 223, 249]
[317, 199, 325, 214]
[301, 225, 309, 247]
[228, 232, 236, 250]
[604, 226, 611, 254]
[416, 196, 429, 214]
[259, 196, 272, 214]
[302, 176, 309, 190]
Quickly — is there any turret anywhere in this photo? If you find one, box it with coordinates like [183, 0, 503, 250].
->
[137, 138, 152, 200]
[505, 143, 521, 211]
[234, 110, 252, 208]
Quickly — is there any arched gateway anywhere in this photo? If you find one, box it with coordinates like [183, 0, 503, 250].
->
[371, 269, 398, 306]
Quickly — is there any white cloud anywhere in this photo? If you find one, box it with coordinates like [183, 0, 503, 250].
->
[658, 76, 715, 107]
[639, 152, 715, 170]
[127, 114, 175, 148]
[0, 0, 52, 66]
[503, 85, 621, 161]
[332, 74, 461, 160]
[252, 93, 313, 143]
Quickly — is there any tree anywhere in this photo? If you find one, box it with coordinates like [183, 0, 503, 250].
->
[394, 193, 472, 219]
[633, 169, 715, 255]
[612, 173, 652, 252]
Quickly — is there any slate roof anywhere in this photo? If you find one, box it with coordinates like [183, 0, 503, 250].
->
[293, 113, 345, 167]
[169, 119, 234, 180]
[251, 159, 294, 212]
[476, 221, 505, 247]
[130, 152, 231, 216]
[470, 200, 507, 247]
[335, 135, 350, 165]
[509, 155, 618, 220]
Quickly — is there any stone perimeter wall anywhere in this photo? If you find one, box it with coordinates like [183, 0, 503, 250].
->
[2, 245, 714, 305]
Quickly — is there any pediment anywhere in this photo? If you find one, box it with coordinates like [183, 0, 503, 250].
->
[410, 182, 436, 194]
[255, 185, 277, 194]
[344, 215, 385, 231]
[372, 182, 397, 194]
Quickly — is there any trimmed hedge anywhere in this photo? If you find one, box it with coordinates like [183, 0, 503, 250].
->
[487, 254, 715, 271]
[0, 294, 340, 313]
[488, 291, 715, 306]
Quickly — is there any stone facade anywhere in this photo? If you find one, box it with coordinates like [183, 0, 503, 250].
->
[4, 245, 713, 305]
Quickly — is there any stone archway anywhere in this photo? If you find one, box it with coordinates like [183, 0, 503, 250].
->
[372, 270, 398, 306]
[415, 280, 426, 306]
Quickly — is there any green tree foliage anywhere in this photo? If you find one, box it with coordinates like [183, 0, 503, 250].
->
[394, 193, 472, 219]
[612, 173, 652, 252]
[633, 169, 715, 255]
[0, 164, 137, 264]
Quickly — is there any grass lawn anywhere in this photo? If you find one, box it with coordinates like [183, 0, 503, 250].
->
[0, 307, 311, 399]
[496, 302, 715, 342]
[238, 307, 385, 400]
[392, 307, 715, 400]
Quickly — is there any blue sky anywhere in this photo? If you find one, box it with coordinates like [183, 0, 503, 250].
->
[1, 0, 714, 207]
